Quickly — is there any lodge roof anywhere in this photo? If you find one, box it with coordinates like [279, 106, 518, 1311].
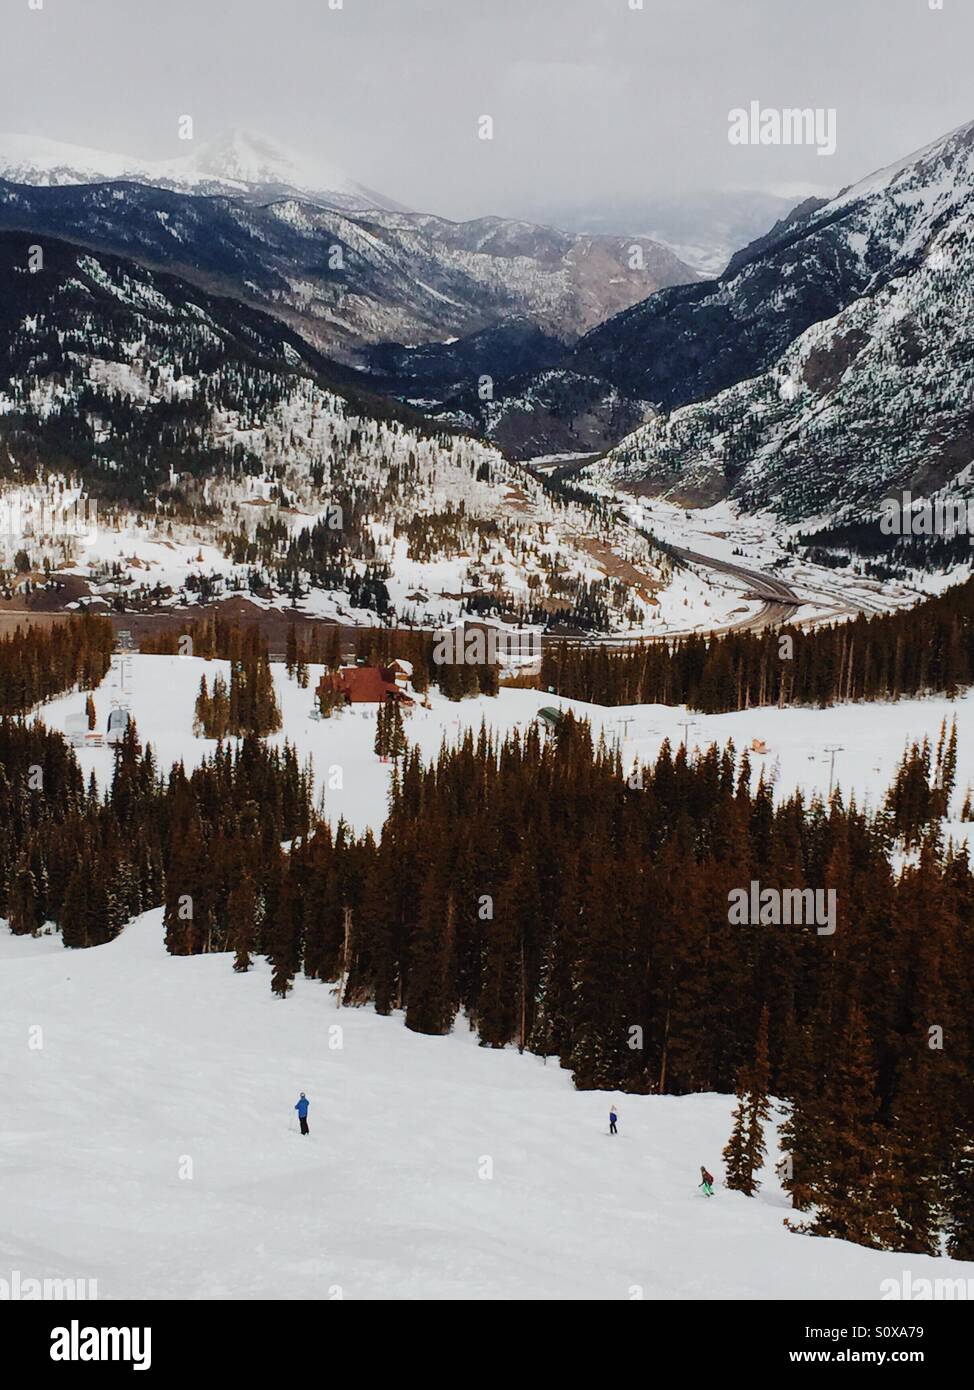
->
[317, 665, 413, 705]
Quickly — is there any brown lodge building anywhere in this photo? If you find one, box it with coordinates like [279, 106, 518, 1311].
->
[316, 660, 415, 710]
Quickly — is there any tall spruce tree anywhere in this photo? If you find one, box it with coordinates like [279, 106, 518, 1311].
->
[723, 1007, 771, 1195]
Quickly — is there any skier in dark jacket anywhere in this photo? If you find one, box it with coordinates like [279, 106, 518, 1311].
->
[609, 1106, 618, 1136]
[295, 1092, 310, 1135]
[699, 1165, 714, 1196]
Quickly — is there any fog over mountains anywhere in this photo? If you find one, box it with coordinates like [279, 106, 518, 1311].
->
[580, 118, 974, 523]
[501, 188, 808, 277]
[0, 128, 401, 212]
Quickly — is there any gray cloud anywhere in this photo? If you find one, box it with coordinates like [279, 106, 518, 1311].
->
[2, 0, 972, 221]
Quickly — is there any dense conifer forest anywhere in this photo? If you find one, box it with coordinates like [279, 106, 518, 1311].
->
[540, 576, 974, 711]
[1, 599, 972, 1257]
[0, 614, 114, 715]
[0, 690, 970, 1256]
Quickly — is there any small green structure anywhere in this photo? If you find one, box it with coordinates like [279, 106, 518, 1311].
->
[536, 706, 564, 731]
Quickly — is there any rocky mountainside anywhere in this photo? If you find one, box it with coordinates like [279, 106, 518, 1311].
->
[507, 188, 805, 276]
[0, 135, 698, 381]
[584, 119, 974, 523]
[0, 227, 412, 501]
[462, 119, 974, 473]
[0, 228, 672, 634]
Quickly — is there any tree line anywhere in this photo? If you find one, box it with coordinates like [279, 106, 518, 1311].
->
[0, 717, 311, 949]
[3, 603, 972, 1257]
[2, 701, 969, 1256]
[0, 614, 114, 716]
[142, 617, 504, 702]
[539, 576, 974, 712]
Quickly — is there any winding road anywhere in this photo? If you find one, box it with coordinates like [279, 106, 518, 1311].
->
[667, 544, 802, 633]
[556, 542, 803, 648]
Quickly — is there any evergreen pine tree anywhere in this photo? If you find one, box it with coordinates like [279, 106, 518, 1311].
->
[229, 872, 257, 973]
[723, 1007, 771, 1195]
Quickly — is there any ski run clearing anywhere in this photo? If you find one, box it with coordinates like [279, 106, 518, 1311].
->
[37, 652, 974, 844]
[3, 652, 973, 1299]
[3, 912, 974, 1301]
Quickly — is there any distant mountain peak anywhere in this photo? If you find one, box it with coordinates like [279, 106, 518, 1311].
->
[0, 128, 402, 213]
[190, 128, 310, 184]
[577, 112, 974, 524]
[180, 127, 390, 207]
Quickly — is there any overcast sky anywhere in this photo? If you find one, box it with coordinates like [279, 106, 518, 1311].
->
[3, 0, 973, 221]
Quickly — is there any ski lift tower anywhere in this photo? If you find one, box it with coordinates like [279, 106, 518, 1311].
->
[824, 744, 845, 798]
[677, 719, 700, 751]
[110, 627, 134, 706]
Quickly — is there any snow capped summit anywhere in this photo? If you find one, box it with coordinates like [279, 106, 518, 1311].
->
[580, 114, 974, 524]
[177, 127, 403, 210]
[828, 115, 974, 218]
[183, 128, 338, 194]
[0, 132, 162, 187]
[0, 127, 401, 212]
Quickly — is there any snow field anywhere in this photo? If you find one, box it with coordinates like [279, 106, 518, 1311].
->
[3, 912, 972, 1300]
[38, 654, 974, 839]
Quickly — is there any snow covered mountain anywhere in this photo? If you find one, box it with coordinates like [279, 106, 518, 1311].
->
[465, 118, 974, 495]
[0, 128, 400, 212]
[0, 227, 677, 633]
[582, 119, 974, 524]
[173, 128, 398, 210]
[0, 169, 698, 371]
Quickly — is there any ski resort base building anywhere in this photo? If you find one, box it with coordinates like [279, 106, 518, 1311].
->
[316, 661, 414, 711]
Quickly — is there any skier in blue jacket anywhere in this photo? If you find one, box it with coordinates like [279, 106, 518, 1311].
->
[295, 1092, 310, 1135]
